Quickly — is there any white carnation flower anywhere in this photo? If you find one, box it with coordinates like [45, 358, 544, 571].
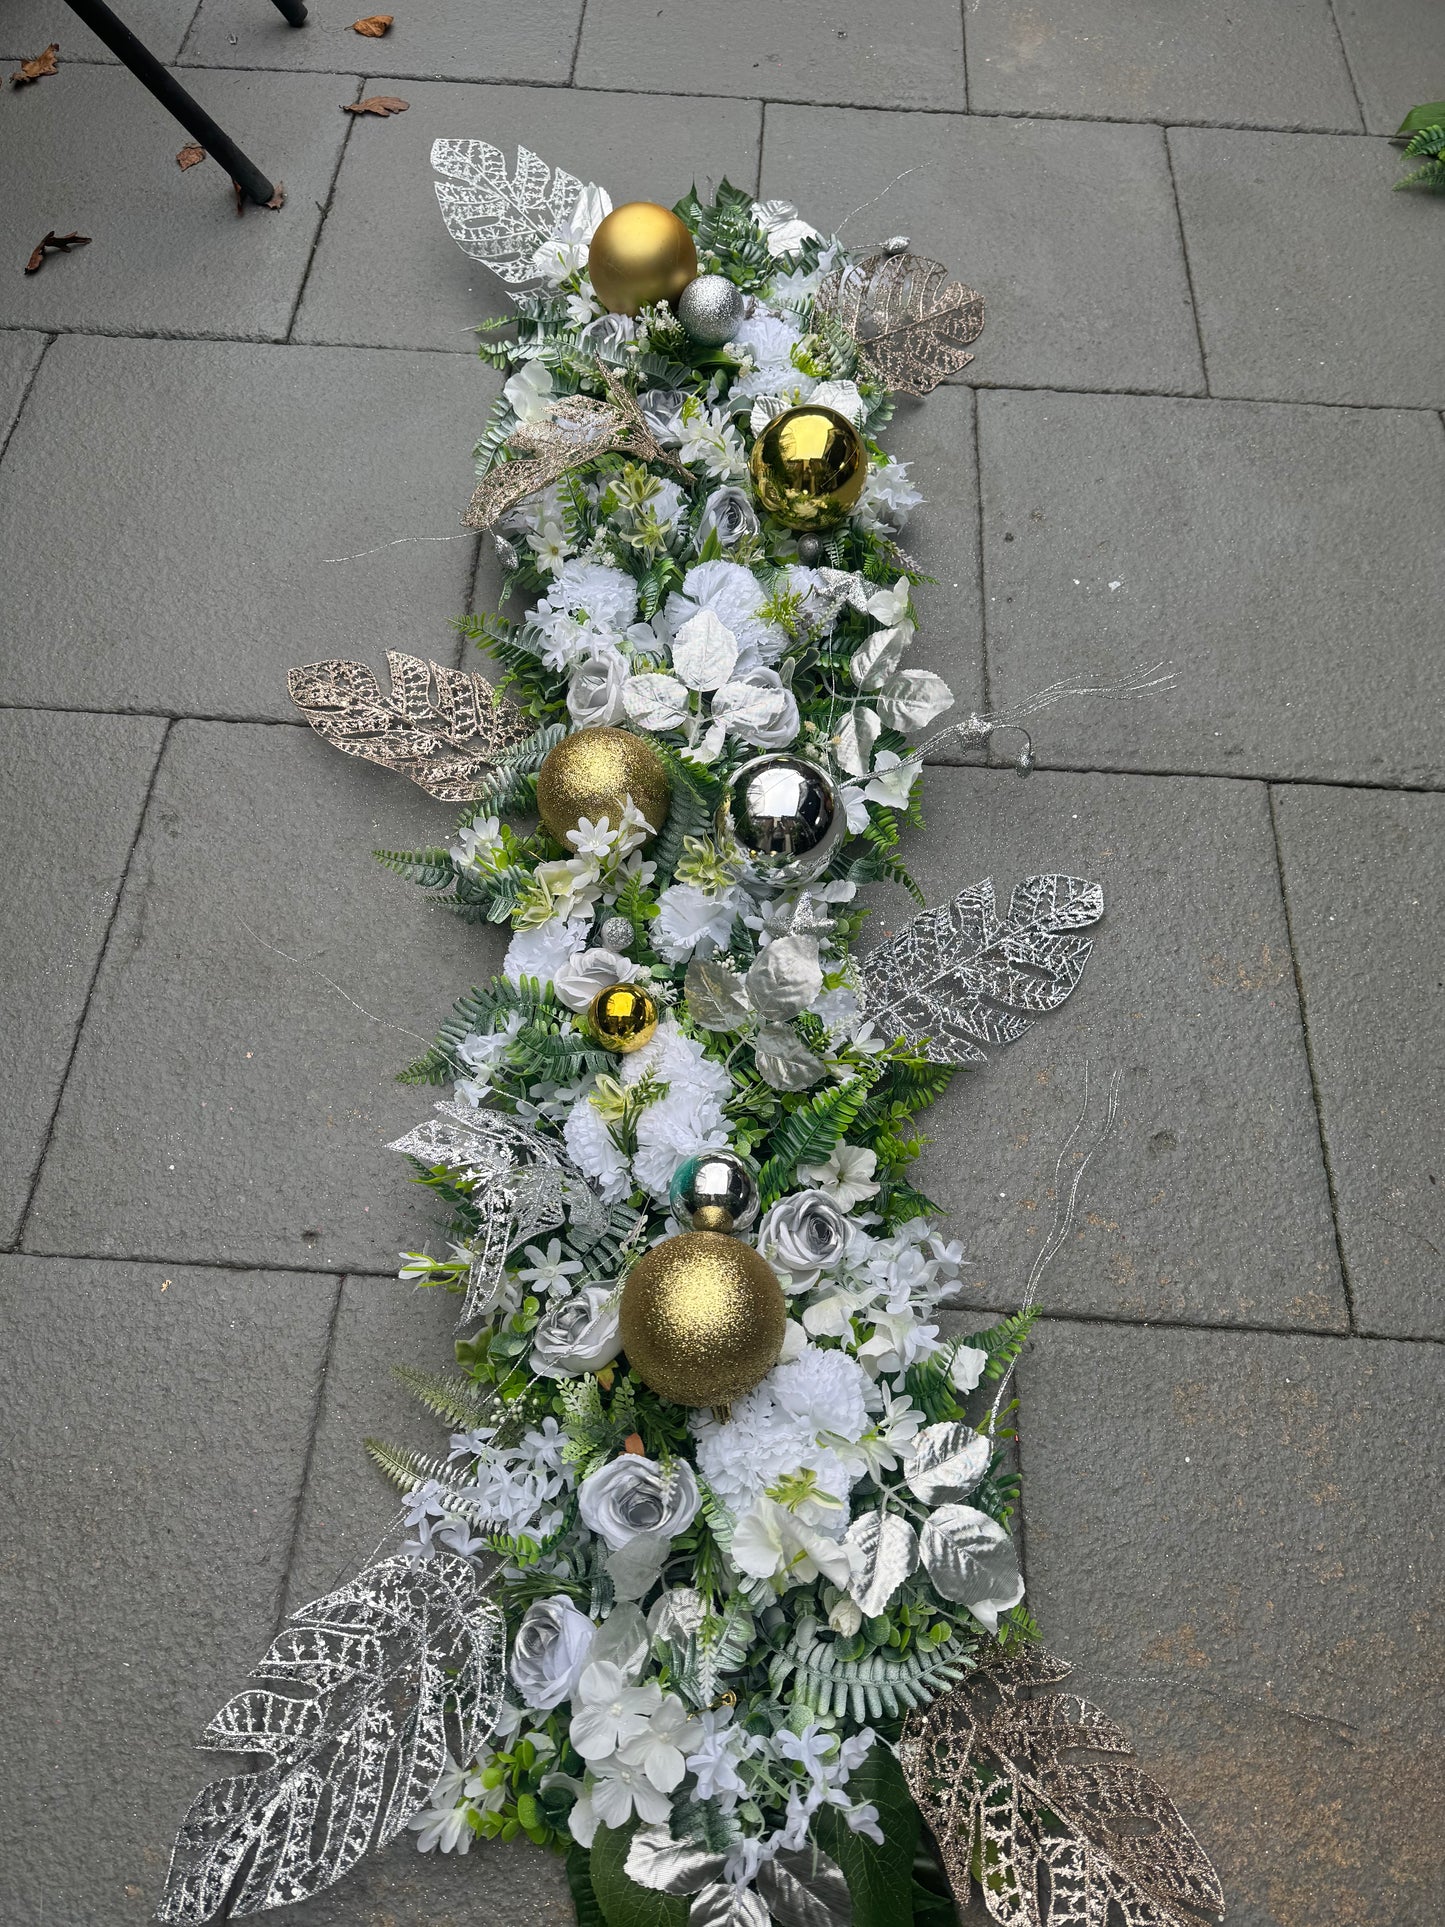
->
[652, 883, 743, 962]
[503, 917, 590, 988]
[662, 561, 785, 672]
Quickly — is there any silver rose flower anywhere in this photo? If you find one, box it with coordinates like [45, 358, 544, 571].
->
[695, 485, 760, 552]
[509, 1592, 595, 1711]
[567, 651, 629, 728]
[578, 1453, 700, 1552]
[531, 1284, 623, 1379]
[757, 1188, 849, 1287]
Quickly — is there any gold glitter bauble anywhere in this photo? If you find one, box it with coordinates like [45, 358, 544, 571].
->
[536, 727, 671, 848]
[587, 202, 699, 316]
[748, 404, 867, 532]
[589, 981, 659, 1055]
[620, 1231, 787, 1408]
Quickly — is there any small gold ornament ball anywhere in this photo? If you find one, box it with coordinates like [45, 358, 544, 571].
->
[536, 727, 671, 848]
[588, 202, 699, 316]
[748, 404, 868, 532]
[589, 981, 660, 1055]
[620, 1230, 787, 1407]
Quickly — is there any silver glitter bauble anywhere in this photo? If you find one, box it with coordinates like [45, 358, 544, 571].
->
[882, 234, 911, 254]
[597, 915, 635, 952]
[795, 534, 824, 564]
[717, 753, 846, 888]
[677, 273, 746, 346]
[668, 1149, 760, 1234]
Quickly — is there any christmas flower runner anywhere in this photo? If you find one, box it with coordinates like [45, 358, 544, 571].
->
[159, 152, 1223, 1927]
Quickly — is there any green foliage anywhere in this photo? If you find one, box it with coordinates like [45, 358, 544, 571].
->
[975, 1305, 1040, 1383]
[399, 975, 555, 1085]
[773, 1617, 973, 1720]
[756, 1068, 881, 1206]
[373, 845, 454, 889]
[1397, 100, 1445, 136]
[812, 1744, 922, 1927]
[363, 1436, 450, 1495]
[566, 1846, 608, 1927]
[392, 1365, 493, 1432]
[650, 747, 723, 884]
[590, 1823, 687, 1927]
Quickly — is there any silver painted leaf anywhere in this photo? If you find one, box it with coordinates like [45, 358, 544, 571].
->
[858, 874, 1103, 1065]
[758, 1844, 853, 1927]
[685, 957, 751, 1031]
[754, 1023, 828, 1092]
[157, 1555, 504, 1922]
[690, 1882, 772, 1927]
[901, 1421, 991, 1507]
[625, 1825, 726, 1896]
[845, 1508, 919, 1618]
[431, 139, 601, 292]
[918, 1504, 1025, 1632]
[746, 935, 823, 1022]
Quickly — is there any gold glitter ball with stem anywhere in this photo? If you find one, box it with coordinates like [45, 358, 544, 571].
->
[587, 201, 698, 315]
[619, 1229, 787, 1409]
[535, 726, 671, 849]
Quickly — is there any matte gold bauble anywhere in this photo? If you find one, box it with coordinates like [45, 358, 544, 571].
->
[620, 1231, 787, 1408]
[588, 202, 699, 316]
[588, 982, 660, 1055]
[748, 404, 867, 532]
[536, 727, 671, 848]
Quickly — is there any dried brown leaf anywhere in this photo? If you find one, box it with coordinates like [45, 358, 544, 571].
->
[177, 142, 206, 170]
[343, 95, 409, 116]
[24, 230, 91, 275]
[232, 179, 285, 216]
[12, 43, 59, 85]
[350, 13, 393, 33]
[816, 249, 984, 396]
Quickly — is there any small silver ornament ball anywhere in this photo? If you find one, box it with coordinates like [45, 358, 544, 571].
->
[795, 534, 824, 565]
[677, 273, 746, 347]
[669, 1149, 760, 1234]
[718, 753, 846, 888]
[882, 234, 911, 255]
[597, 915, 635, 953]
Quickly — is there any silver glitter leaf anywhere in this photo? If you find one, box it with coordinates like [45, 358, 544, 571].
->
[625, 1825, 726, 1896]
[902, 1421, 991, 1507]
[157, 1555, 504, 1922]
[431, 138, 598, 291]
[858, 874, 1103, 1066]
[684, 957, 751, 1032]
[689, 1882, 772, 1927]
[287, 652, 532, 803]
[815, 249, 984, 395]
[918, 1504, 1024, 1632]
[746, 934, 823, 1022]
[757, 1844, 853, 1927]
[754, 1022, 828, 1092]
[845, 1508, 919, 1618]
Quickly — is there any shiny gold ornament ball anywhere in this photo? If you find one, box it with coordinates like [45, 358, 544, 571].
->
[587, 202, 699, 316]
[620, 1231, 787, 1407]
[536, 727, 671, 848]
[588, 981, 660, 1055]
[748, 404, 867, 532]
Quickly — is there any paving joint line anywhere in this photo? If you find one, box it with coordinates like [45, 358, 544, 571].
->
[1325, 0, 1369, 133]
[957, 0, 972, 115]
[0, 333, 55, 468]
[1031, 1305, 1444, 1347]
[1265, 782, 1359, 1332]
[11, 1242, 407, 1276]
[969, 384, 992, 713]
[755, 98, 768, 199]
[568, 0, 589, 88]
[9, 719, 175, 1250]
[1162, 128, 1211, 396]
[284, 72, 366, 342]
[271, 1272, 346, 1633]
[175, 0, 207, 65]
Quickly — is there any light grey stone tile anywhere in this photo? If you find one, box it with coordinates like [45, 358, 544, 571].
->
[0, 64, 349, 339]
[1333, 0, 1445, 135]
[0, 1253, 337, 1927]
[0, 709, 165, 1243]
[977, 389, 1445, 786]
[966, 0, 1360, 131]
[0, 0, 194, 62]
[294, 79, 762, 351]
[185, 0, 581, 84]
[0, 336, 490, 720]
[881, 766, 1345, 1330]
[1272, 784, 1445, 1339]
[576, 0, 965, 110]
[0, 329, 45, 449]
[762, 105, 1203, 396]
[25, 719, 508, 1273]
[1019, 1322, 1445, 1926]
[1171, 126, 1445, 408]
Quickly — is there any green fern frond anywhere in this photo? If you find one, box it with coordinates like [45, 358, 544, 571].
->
[975, 1305, 1040, 1382]
[374, 846, 455, 889]
[651, 748, 723, 883]
[364, 1436, 452, 1495]
[392, 1365, 495, 1433]
[772, 1619, 975, 1720]
[756, 1068, 881, 1206]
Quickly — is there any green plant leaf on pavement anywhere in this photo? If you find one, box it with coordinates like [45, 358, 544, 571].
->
[1396, 100, 1445, 137]
[812, 1743, 921, 1927]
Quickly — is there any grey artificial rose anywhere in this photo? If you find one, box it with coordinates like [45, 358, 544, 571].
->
[509, 1593, 595, 1711]
[577, 1453, 701, 1553]
[712, 669, 800, 751]
[531, 1284, 623, 1379]
[640, 386, 689, 441]
[758, 1188, 850, 1286]
[696, 485, 760, 552]
[567, 652, 629, 729]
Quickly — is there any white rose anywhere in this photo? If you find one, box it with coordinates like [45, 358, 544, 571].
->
[578, 1454, 700, 1553]
[712, 669, 800, 750]
[758, 1189, 850, 1288]
[553, 947, 640, 1013]
[567, 652, 629, 728]
[509, 1593, 594, 1710]
[532, 1284, 624, 1378]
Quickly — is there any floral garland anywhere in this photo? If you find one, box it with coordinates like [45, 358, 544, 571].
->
[160, 163, 1222, 1927]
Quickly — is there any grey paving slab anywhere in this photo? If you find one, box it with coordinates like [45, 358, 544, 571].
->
[0, 329, 45, 451]
[576, 0, 965, 110]
[1019, 1322, 1445, 1926]
[965, 0, 1360, 132]
[977, 389, 1445, 787]
[762, 105, 1203, 397]
[0, 0, 193, 62]
[0, 335, 490, 720]
[25, 720, 508, 1273]
[887, 766, 1345, 1330]
[1170, 126, 1445, 409]
[0, 1253, 337, 1927]
[0, 63, 350, 340]
[1333, 0, 1445, 135]
[294, 80, 763, 352]
[0, 709, 165, 1245]
[1273, 785, 1445, 1341]
[185, 0, 581, 83]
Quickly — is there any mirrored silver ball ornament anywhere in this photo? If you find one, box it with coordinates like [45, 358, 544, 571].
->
[597, 915, 635, 952]
[677, 273, 746, 347]
[717, 753, 846, 888]
[669, 1149, 760, 1234]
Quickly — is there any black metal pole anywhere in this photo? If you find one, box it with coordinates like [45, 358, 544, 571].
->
[268, 0, 309, 22]
[61, 0, 287, 205]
